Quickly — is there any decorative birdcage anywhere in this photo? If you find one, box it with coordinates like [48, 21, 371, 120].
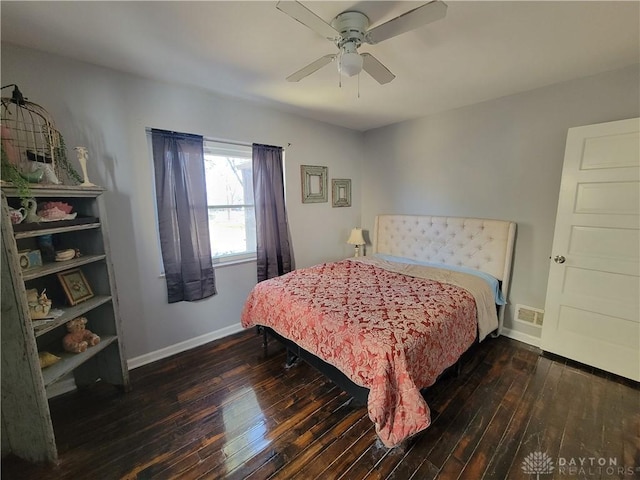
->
[1, 84, 78, 186]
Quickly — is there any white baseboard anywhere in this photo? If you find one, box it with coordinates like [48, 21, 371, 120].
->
[127, 322, 245, 370]
[501, 327, 541, 349]
[47, 323, 246, 398]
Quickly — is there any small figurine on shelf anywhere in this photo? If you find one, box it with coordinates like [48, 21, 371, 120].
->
[62, 317, 100, 354]
[38, 352, 61, 369]
[22, 198, 41, 223]
[26, 158, 61, 185]
[74, 146, 96, 187]
[26, 288, 52, 320]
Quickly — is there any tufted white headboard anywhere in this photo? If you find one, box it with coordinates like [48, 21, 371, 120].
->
[373, 214, 516, 334]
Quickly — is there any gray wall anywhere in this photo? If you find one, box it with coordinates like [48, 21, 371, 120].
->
[2, 44, 363, 361]
[3, 43, 638, 358]
[362, 65, 640, 341]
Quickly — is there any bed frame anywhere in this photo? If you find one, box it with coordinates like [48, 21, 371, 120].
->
[262, 214, 517, 405]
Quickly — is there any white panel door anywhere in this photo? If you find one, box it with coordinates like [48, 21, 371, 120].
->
[541, 117, 640, 381]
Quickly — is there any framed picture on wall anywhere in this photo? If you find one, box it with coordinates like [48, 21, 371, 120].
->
[301, 165, 328, 203]
[332, 179, 351, 207]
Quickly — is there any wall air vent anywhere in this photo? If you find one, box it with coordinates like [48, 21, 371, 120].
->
[515, 304, 545, 327]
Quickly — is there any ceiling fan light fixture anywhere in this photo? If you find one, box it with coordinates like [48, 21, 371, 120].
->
[278, 1, 448, 84]
[339, 48, 363, 77]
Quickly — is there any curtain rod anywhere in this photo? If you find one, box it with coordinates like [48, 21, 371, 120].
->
[207, 137, 291, 150]
[145, 127, 290, 150]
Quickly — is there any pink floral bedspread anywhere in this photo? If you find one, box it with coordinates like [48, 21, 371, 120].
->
[240, 259, 479, 447]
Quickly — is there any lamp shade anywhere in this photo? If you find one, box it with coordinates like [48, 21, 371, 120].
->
[347, 228, 365, 245]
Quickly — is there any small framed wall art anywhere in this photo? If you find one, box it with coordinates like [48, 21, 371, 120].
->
[301, 165, 328, 203]
[57, 268, 94, 306]
[332, 179, 351, 207]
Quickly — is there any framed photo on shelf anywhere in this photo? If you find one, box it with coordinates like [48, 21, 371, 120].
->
[57, 268, 94, 306]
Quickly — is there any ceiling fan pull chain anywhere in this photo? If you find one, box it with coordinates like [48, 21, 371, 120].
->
[357, 72, 360, 99]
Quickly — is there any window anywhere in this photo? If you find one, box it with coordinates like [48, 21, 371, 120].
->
[204, 140, 256, 264]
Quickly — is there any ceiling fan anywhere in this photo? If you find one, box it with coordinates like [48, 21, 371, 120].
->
[276, 0, 448, 85]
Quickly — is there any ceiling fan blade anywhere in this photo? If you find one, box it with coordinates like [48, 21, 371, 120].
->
[361, 53, 395, 85]
[365, 0, 447, 45]
[286, 54, 337, 82]
[276, 1, 340, 41]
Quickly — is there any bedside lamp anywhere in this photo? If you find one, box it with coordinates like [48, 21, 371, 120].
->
[347, 228, 366, 257]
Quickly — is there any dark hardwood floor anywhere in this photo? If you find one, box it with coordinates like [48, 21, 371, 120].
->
[2, 329, 639, 479]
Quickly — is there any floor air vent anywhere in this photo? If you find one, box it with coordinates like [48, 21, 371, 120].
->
[515, 304, 544, 327]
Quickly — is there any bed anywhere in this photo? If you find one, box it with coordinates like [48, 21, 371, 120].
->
[241, 214, 516, 448]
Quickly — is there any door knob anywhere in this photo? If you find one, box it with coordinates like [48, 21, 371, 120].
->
[554, 255, 566, 264]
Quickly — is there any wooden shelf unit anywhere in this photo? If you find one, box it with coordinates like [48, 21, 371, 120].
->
[1, 184, 130, 463]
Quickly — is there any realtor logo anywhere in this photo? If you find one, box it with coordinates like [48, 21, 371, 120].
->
[522, 451, 555, 479]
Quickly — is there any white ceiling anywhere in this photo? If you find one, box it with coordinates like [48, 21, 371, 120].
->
[2, 1, 639, 131]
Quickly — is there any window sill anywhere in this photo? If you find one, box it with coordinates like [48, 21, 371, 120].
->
[212, 256, 257, 269]
[158, 256, 256, 278]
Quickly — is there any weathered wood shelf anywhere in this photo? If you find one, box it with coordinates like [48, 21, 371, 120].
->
[21, 254, 107, 281]
[33, 295, 112, 337]
[41, 336, 118, 387]
[0, 183, 104, 198]
[14, 220, 100, 239]
[1, 185, 129, 463]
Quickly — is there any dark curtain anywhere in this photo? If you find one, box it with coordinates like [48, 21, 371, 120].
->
[252, 143, 294, 282]
[151, 129, 216, 303]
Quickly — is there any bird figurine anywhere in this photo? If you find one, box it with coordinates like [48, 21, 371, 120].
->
[22, 198, 41, 223]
